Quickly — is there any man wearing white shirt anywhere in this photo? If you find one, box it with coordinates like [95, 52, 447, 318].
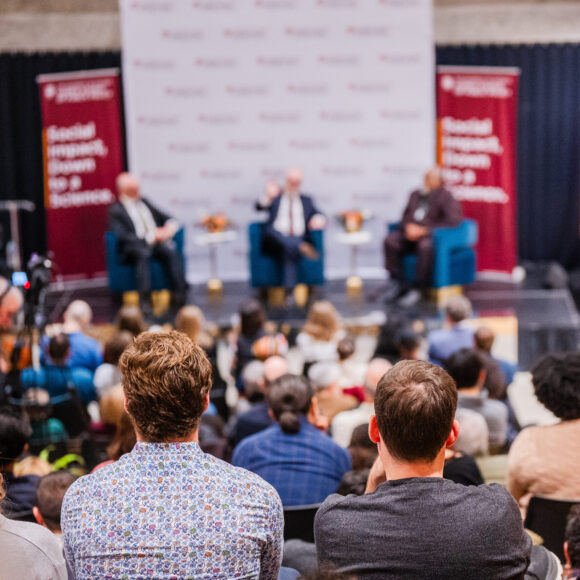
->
[108, 172, 186, 315]
[261, 168, 325, 291]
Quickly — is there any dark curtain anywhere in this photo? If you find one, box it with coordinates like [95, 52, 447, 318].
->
[0, 51, 121, 265]
[1, 47, 580, 269]
[437, 44, 580, 269]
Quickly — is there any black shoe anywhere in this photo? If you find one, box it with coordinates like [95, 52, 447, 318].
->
[383, 280, 404, 303]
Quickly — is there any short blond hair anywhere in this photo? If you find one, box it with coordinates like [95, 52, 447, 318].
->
[302, 301, 341, 342]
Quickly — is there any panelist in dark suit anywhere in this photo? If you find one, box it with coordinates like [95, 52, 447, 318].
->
[108, 172, 186, 315]
[384, 167, 462, 305]
[261, 168, 325, 291]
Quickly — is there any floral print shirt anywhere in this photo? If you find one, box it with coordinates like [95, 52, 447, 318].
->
[62, 442, 283, 579]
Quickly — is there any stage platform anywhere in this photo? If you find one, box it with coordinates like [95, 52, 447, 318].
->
[43, 276, 580, 371]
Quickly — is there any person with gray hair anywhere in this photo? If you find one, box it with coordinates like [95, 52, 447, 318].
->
[308, 361, 358, 425]
[427, 295, 475, 365]
[332, 358, 392, 448]
[232, 373, 351, 506]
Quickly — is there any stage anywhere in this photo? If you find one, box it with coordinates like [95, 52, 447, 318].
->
[43, 271, 580, 372]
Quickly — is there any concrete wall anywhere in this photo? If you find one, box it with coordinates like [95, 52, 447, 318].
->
[2, 0, 580, 52]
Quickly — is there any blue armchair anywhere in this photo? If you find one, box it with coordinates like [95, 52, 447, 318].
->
[248, 222, 324, 288]
[388, 219, 478, 289]
[105, 229, 185, 293]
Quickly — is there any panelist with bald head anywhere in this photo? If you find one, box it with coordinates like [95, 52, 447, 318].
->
[261, 168, 325, 294]
[108, 172, 186, 315]
[384, 166, 462, 306]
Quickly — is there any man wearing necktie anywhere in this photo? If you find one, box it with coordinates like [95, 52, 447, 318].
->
[261, 168, 325, 292]
[108, 173, 186, 316]
[383, 167, 462, 307]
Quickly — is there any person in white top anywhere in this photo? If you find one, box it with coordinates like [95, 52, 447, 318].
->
[108, 173, 186, 316]
[332, 358, 392, 448]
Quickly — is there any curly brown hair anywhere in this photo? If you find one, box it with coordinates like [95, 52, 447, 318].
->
[119, 331, 212, 442]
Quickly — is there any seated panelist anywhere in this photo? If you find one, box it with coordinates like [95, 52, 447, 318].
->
[384, 166, 462, 305]
[108, 172, 186, 315]
[259, 168, 325, 291]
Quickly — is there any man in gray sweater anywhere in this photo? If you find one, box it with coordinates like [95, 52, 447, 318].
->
[314, 360, 532, 579]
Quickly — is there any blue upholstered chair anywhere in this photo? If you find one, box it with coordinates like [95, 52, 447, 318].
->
[388, 219, 478, 289]
[248, 222, 324, 288]
[105, 229, 185, 293]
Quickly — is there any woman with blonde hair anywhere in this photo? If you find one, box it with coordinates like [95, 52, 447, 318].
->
[175, 305, 228, 419]
[296, 300, 345, 374]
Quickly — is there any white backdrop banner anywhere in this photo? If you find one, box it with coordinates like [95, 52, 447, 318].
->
[120, 0, 435, 283]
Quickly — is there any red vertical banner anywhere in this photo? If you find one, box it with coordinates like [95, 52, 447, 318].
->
[437, 66, 519, 276]
[37, 69, 124, 281]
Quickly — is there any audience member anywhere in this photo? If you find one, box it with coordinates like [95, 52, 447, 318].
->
[98, 384, 125, 429]
[230, 356, 288, 446]
[108, 172, 186, 314]
[297, 301, 344, 374]
[564, 504, 580, 579]
[372, 313, 407, 364]
[93, 331, 133, 399]
[443, 448, 484, 487]
[22, 333, 96, 403]
[233, 298, 267, 381]
[308, 362, 358, 424]
[332, 358, 392, 447]
[14, 456, 52, 478]
[115, 305, 147, 337]
[62, 331, 283, 578]
[396, 327, 422, 361]
[314, 360, 533, 578]
[428, 295, 474, 365]
[0, 474, 67, 579]
[33, 471, 77, 541]
[176, 304, 229, 419]
[299, 565, 357, 580]
[508, 352, 580, 516]
[474, 326, 509, 400]
[453, 407, 489, 456]
[0, 413, 38, 520]
[0, 276, 23, 332]
[445, 348, 508, 450]
[92, 412, 137, 473]
[347, 423, 378, 471]
[22, 389, 69, 452]
[232, 374, 351, 506]
[49, 300, 102, 372]
[336, 335, 366, 390]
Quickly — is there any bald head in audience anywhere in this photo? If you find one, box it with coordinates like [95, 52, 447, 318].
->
[63, 300, 93, 333]
[263, 356, 288, 388]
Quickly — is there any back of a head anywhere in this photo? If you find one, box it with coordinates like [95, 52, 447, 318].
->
[453, 408, 489, 456]
[565, 504, 580, 569]
[175, 306, 208, 344]
[364, 358, 393, 399]
[239, 299, 265, 339]
[445, 348, 483, 390]
[303, 300, 341, 342]
[119, 331, 212, 441]
[445, 295, 472, 324]
[241, 360, 265, 399]
[532, 352, 580, 421]
[104, 331, 134, 366]
[267, 374, 313, 434]
[64, 300, 92, 328]
[36, 471, 77, 532]
[48, 333, 70, 363]
[0, 414, 32, 468]
[397, 328, 421, 358]
[474, 326, 494, 353]
[337, 336, 355, 361]
[374, 360, 457, 463]
[308, 362, 341, 392]
[116, 306, 147, 337]
[263, 355, 288, 387]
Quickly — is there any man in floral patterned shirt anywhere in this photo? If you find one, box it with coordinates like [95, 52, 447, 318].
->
[62, 331, 284, 579]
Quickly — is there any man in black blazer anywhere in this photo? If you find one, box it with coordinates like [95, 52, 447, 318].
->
[108, 173, 186, 314]
[261, 168, 325, 290]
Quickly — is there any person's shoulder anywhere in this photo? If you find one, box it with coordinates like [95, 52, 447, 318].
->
[234, 424, 274, 452]
[315, 492, 361, 523]
[0, 515, 65, 561]
[71, 365, 94, 381]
